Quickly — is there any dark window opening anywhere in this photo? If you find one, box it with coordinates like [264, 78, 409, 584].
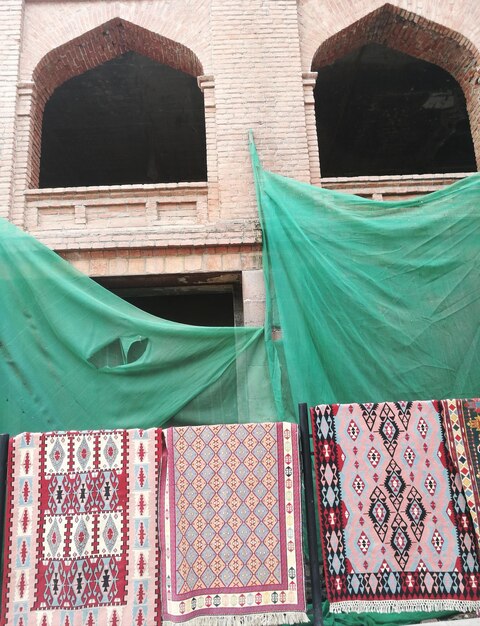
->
[40, 52, 207, 188]
[96, 273, 242, 327]
[125, 292, 234, 327]
[314, 43, 476, 177]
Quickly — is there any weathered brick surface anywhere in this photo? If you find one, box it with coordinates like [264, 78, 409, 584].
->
[0, 0, 23, 219]
[0, 0, 479, 302]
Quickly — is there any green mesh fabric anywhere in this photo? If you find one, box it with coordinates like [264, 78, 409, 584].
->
[251, 139, 480, 411]
[0, 218, 278, 434]
[250, 137, 476, 625]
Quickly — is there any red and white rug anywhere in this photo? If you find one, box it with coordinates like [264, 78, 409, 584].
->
[0, 428, 163, 626]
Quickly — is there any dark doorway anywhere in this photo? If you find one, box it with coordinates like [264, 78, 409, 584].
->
[314, 44, 476, 177]
[124, 291, 235, 327]
[96, 273, 242, 327]
[40, 52, 207, 188]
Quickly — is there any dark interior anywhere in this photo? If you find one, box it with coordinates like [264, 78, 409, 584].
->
[40, 52, 207, 188]
[124, 292, 235, 327]
[314, 43, 476, 177]
[95, 273, 240, 327]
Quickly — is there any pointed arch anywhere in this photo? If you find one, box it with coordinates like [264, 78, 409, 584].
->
[28, 19, 205, 188]
[34, 18, 204, 103]
[311, 3, 480, 171]
[311, 4, 479, 88]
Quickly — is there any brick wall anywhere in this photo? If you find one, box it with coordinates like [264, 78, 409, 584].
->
[0, 0, 479, 322]
[0, 0, 23, 220]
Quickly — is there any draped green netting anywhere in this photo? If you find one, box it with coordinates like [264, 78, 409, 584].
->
[0, 217, 279, 434]
[250, 137, 477, 625]
[251, 140, 480, 410]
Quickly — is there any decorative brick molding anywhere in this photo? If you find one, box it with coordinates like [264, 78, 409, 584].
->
[27, 18, 205, 190]
[320, 172, 474, 200]
[60, 243, 263, 278]
[311, 2, 480, 168]
[25, 182, 209, 232]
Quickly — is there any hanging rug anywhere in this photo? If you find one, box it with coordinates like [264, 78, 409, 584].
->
[0, 428, 163, 626]
[311, 400, 480, 614]
[441, 399, 480, 539]
[159, 422, 308, 626]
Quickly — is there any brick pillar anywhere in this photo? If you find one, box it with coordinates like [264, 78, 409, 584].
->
[302, 71, 321, 184]
[211, 0, 311, 220]
[242, 269, 266, 327]
[0, 0, 24, 220]
[198, 74, 220, 221]
[464, 81, 480, 171]
[11, 81, 34, 228]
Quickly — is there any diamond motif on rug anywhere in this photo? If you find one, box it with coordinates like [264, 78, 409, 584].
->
[405, 486, 427, 541]
[403, 446, 416, 467]
[347, 420, 360, 441]
[368, 487, 391, 541]
[352, 474, 365, 496]
[390, 514, 412, 569]
[360, 404, 379, 431]
[431, 529, 445, 554]
[367, 447, 381, 468]
[384, 460, 406, 510]
[160, 423, 307, 625]
[357, 531, 371, 555]
[0, 429, 163, 626]
[312, 400, 480, 614]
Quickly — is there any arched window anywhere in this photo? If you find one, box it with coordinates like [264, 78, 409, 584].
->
[314, 43, 476, 177]
[31, 19, 207, 189]
[40, 52, 206, 187]
[311, 4, 480, 179]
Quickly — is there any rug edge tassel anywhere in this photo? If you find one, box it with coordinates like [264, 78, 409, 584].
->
[329, 599, 480, 614]
[162, 611, 310, 625]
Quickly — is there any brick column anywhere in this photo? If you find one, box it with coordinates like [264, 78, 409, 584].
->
[302, 71, 321, 184]
[198, 74, 220, 221]
[0, 0, 24, 220]
[464, 81, 480, 170]
[242, 269, 265, 327]
[11, 81, 34, 228]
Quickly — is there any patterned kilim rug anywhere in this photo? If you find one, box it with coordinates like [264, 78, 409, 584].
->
[311, 401, 480, 614]
[0, 429, 163, 626]
[441, 399, 480, 540]
[159, 422, 308, 626]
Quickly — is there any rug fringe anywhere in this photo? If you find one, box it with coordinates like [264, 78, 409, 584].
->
[162, 612, 309, 626]
[330, 599, 480, 614]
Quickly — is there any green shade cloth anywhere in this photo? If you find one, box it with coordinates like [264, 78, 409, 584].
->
[0, 218, 277, 434]
[251, 139, 480, 411]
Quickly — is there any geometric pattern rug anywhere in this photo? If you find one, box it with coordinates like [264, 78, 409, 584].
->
[0, 428, 163, 626]
[311, 401, 480, 614]
[441, 399, 480, 541]
[159, 422, 308, 626]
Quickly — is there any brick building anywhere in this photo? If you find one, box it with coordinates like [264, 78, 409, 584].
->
[1, 0, 479, 326]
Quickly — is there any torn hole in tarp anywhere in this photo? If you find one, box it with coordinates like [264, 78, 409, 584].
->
[88, 336, 149, 369]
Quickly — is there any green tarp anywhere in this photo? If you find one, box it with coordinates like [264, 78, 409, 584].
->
[251, 139, 480, 412]
[0, 218, 278, 434]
